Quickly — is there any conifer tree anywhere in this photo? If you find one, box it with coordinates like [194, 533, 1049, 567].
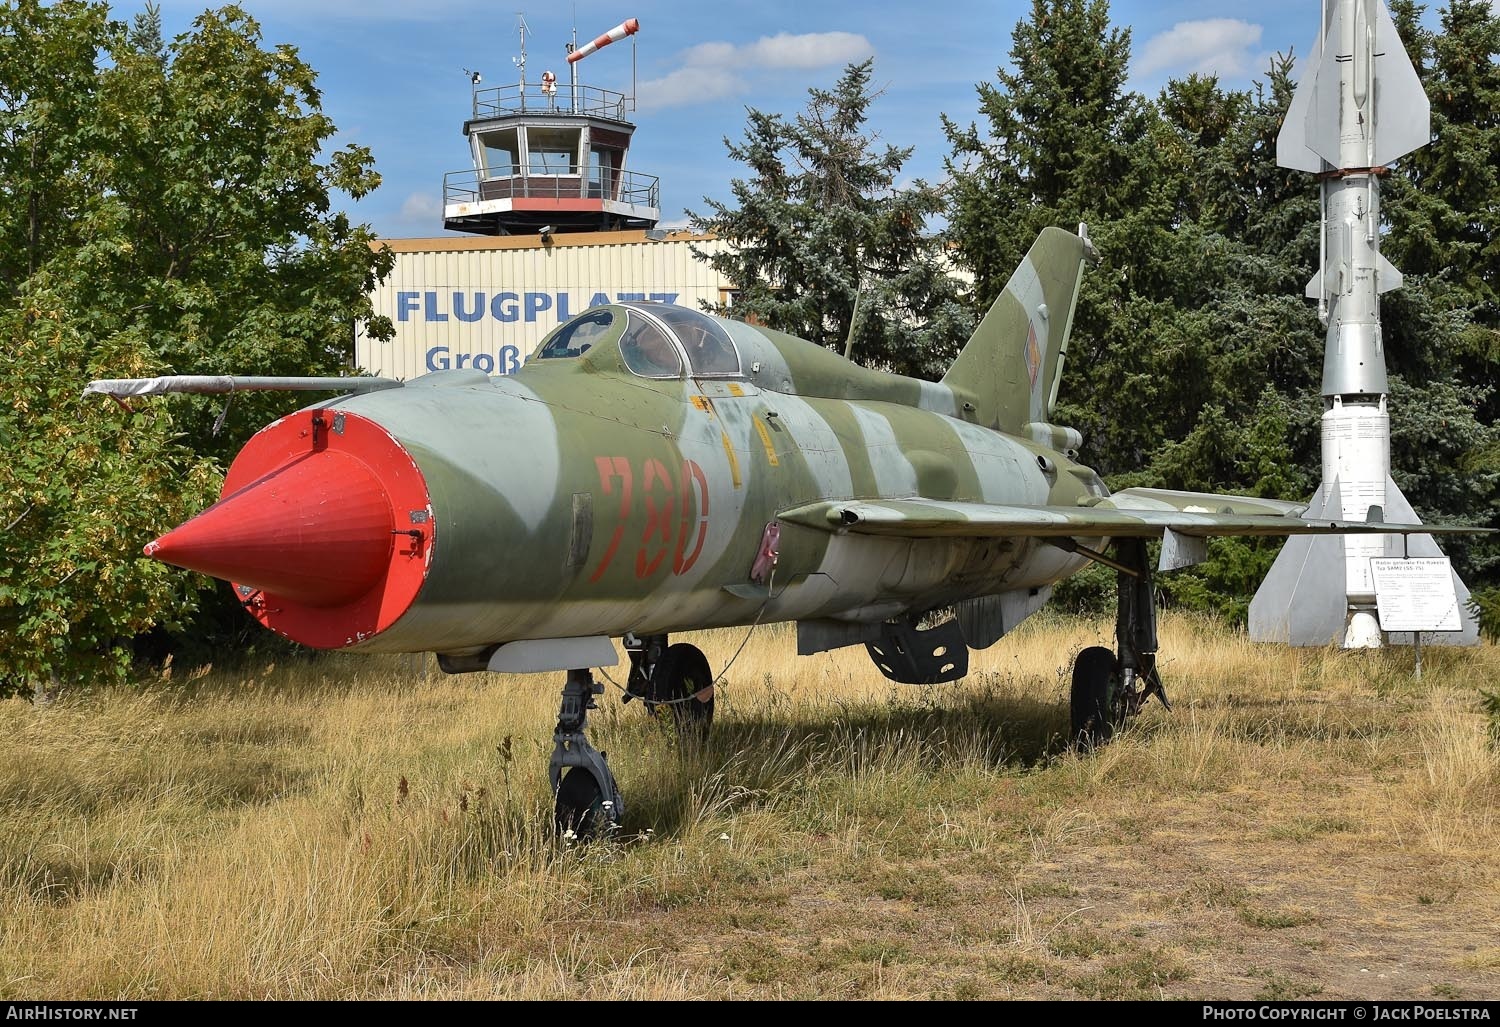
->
[691, 58, 969, 377]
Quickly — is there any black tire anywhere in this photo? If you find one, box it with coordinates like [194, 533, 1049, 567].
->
[554, 767, 605, 840]
[647, 643, 715, 743]
[1070, 646, 1118, 751]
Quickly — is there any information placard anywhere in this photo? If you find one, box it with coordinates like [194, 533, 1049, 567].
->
[1370, 557, 1463, 632]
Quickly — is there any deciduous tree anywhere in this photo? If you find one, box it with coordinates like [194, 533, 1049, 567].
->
[0, 2, 394, 692]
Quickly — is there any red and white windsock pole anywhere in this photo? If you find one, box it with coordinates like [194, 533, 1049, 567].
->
[568, 18, 638, 63]
[567, 17, 638, 113]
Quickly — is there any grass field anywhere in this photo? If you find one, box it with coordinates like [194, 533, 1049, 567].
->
[2, 612, 1497, 1000]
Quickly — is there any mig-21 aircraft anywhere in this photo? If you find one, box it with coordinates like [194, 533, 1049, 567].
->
[87, 225, 1480, 836]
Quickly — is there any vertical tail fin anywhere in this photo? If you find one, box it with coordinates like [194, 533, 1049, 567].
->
[941, 225, 1094, 437]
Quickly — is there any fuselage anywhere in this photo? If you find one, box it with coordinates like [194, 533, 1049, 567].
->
[161, 303, 1102, 657]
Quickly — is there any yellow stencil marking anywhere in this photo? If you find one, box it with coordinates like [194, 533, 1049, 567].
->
[753, 417, 780, 466]
[690, 395, 712, 413]
[719, 430, 742, 488]
[727, 382, 745, 397]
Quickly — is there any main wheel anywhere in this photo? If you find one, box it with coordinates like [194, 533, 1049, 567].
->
[1070, 646, 1119, 751]
[554, 767, 606, 840]
[647, 643, 715, 743]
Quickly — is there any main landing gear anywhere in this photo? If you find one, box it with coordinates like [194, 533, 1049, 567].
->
[1068, 538, 1172, 750]
[621, 633, 715, 743]
[549, 634, 715, 839]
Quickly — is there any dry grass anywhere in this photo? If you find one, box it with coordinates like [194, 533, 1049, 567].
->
[2, 612, 1498, 1000]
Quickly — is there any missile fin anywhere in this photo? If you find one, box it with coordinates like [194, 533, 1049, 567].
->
[1377, 251, 1404, 294]
[1372, 0, 1431, 165]
[1308, 3, 1347, 168]
[1278, 32, 1327, 172]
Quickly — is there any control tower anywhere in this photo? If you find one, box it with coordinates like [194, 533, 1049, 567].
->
[443, 17, 660, 236]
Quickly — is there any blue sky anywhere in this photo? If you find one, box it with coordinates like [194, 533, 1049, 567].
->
[143, 0, 1431, 239]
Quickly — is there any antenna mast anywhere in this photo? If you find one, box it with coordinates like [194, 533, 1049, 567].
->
[513, 13, 530, 96]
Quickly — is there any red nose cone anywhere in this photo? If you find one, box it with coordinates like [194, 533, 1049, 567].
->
[147, 450, 394, 607]
[147, 409, 434, 650]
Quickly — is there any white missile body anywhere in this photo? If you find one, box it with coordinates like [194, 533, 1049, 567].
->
[1249, 0, 1480, 647]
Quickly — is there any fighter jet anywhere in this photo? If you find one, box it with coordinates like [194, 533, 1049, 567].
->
[86, 225, 1483, 836]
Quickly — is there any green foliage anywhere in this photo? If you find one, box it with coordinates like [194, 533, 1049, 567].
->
[1479, 686, 1500, 749]
[0, 0, 112, 291]
[0, 292, 217, 695]
[1050, 562, 1115, 616]
[690, 58, 970, 377]
[69, 3, 395, 451]
[1471, 588, 1500, 644]
[1387, 0, 1500, 331]
[943, 0, 1141, 307]
[0, 1, 394, 689]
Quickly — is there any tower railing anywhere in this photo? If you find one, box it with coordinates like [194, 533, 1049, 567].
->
[470, 83, 631, 121]
[444, 167, 659, 209]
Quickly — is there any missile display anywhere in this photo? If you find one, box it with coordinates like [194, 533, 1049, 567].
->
[1248, 0, 1480, 647]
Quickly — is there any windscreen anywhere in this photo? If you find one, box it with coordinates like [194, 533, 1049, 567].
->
[535, 307, 616, 360]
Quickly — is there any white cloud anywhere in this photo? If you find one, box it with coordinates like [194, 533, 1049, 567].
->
[400, 192, 441, 224]
[737, 32, 873, 70]
[637, 66, 747, 110]
[683, 42, 742, 68]
[1137, 19, 1266, 79]
[639, 31, 874, 111]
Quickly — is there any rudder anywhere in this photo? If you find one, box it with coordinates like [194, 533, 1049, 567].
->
[941, 225, 1094, 437]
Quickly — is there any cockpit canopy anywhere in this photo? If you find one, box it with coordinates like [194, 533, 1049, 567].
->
[534, 302, 742, 379]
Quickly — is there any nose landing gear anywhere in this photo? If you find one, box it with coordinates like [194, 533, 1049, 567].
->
[550, 636, 719, 840]
[550, 668, 624, 839]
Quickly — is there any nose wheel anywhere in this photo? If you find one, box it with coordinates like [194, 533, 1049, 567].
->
[554, 766, 608, 838]
[547, 638, 720, 840]
[549, 668, 623, 840]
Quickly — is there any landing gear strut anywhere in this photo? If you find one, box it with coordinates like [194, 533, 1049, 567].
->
[1070, 538, 1172, 749]
[622, 633, 715, 742]
[549, 668, 624, 839]
[549, 635, 718, 840]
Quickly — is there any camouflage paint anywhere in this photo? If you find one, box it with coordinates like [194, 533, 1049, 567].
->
[137, 226, 1474, 664]
[300, 230, 1101, 657]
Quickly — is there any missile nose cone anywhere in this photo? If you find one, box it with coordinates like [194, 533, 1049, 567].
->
[146, 450, 395, 607]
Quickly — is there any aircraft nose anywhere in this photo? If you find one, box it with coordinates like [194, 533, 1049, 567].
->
[146, 449, 396, 607]
[146, 408, 434, 649]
